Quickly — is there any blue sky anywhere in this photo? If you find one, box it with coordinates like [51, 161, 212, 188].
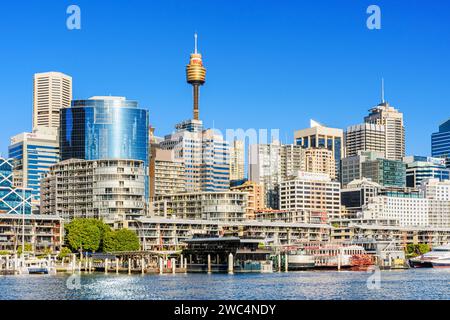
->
[0, 0, 449, 156]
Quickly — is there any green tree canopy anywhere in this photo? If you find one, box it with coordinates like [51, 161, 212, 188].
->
[103, 229, 140, 252]
[65, 219, 103, 253]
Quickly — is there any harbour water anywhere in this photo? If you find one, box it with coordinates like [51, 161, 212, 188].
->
[0, 269, 449, 300]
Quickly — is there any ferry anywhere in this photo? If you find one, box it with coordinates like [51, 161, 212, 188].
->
[409, 244, 450, 268]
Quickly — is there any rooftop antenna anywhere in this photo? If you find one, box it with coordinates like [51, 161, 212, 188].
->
[381, 78, 385, 103]
[194, 33, 198, 54]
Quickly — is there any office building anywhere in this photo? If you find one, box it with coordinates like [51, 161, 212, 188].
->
[33, 72, 72, 130]
[345, 123, 386, 157]
[280, 144, 306, 178]
[60, 96, 149, 164]
[8, 127, 59, 202]
[152, 191, 247, 222]
[280, 171, 341, 223]
[432, 119, 450, 159]
[0, 157, 32, 215]
[249, 142, 282, 209]
[294, 120, 343, 178]
[230, 181, 265, 220]
[341, 151, 384, 186]
[404, 156, 450, 188]
[364, 101, 405, 161]
[341, 178, 382, 216]
[40, 159, 146, 221]
[230, 139, 245, 181]
[361, 156, 406, 188]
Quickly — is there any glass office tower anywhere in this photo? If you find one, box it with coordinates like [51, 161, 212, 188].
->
[432, 119, 450, 160]
[60, 96, 149, 165]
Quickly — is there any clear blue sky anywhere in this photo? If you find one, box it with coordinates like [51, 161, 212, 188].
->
[1, 0, 449, 156]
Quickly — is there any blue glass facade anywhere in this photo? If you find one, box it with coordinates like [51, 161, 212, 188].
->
[60, 98, 149, 166]
[0, 158, 32, 215]
[432, 119, 450, 159]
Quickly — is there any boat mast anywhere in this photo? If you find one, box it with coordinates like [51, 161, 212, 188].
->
[21, 188, 25, 255]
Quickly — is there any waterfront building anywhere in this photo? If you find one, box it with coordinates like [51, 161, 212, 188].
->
[341, 178, 382, 217]
[149, 147, 185, 200]
[0, 158, 32, 215]
[129, 217, 330, 249]
[151, 191, 247, 222]
[331, 218, 450, 247]
[431, 119, 450, 159]
[362, 191, 429, 227]
[304, 147, 336, 180]
[8, 127, 59, 203]
[404, 156, 449, 188]
[364, 101, 405, 161]
[230, 181, 265, 220]
[33, 72, 72, 131]
[0, 214, 62, 253]
[345, 123, 386, 157]
[279, 172, 341, 223]
[40, 159, 146, 221]
[419, 179, 450, 228]
[230, 139, 245, 181]
[248, 141, 282, 209]
[294, 120, 343, 179]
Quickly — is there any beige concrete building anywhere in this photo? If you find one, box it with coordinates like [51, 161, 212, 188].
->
[149, 147, 185, 200]
[280, 172, 341, 223]
[345, 123, 386, 157]
[364, 102, 405, 161]
[33, 72, 72, 130]
[230, 181, 265, 220]
[304, 147, 336, 180]
[40, 159, 146, 221]
[230, 139, 245, 181]
[152, 191, 247, 222]
[294, 120, 343, 178]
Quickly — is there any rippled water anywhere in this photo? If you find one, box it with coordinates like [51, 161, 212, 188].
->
[1, 269, 449, 300]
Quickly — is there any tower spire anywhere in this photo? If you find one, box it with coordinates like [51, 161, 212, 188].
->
[381, 77, 385, 103]
[194, 33, 198, 54]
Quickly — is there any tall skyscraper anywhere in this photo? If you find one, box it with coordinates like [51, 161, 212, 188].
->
[33, 72, 72, 130]
[364, 88, 405, 161]
[159, 35, 230, 192]
[8, 127, 59, 203]
[345, 123, 386, 157]
[249, 142, 282, 209]
[186, 33, 206, 121]
[230, 139, 245, 181]
[294, 120, 343, 179]
[432, 119, 450, 160]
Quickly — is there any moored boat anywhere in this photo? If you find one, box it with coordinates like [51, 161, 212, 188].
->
[409, 244, 450, 269]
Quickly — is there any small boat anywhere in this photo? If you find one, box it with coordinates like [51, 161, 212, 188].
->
[409, 244, 450, 268]
[18, 257, 57, 275]
[287, 249, 315, 270]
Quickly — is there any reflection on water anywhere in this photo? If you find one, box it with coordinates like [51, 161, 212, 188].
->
[1, 269, 449, 300]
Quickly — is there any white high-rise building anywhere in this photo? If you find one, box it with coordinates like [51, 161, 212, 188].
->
[280, 172, 341, 223]
[230, 139, 245, 181]
[33, 72, 72, 130]
[364, 101, 405, 161]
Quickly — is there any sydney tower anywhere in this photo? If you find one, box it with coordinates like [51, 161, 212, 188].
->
[186, 33, 207, 121]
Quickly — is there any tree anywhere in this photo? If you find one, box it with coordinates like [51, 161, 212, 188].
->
[65, 219, 101, 253]
[58, 247, 72, 260]
[18, 243, 33, 255]
[103, 229, 140, 252]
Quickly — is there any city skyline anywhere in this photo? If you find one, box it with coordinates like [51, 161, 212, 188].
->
[1, 1, 450, 158]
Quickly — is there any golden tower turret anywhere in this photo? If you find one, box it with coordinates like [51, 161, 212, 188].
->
[186, 33, 206, 121]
